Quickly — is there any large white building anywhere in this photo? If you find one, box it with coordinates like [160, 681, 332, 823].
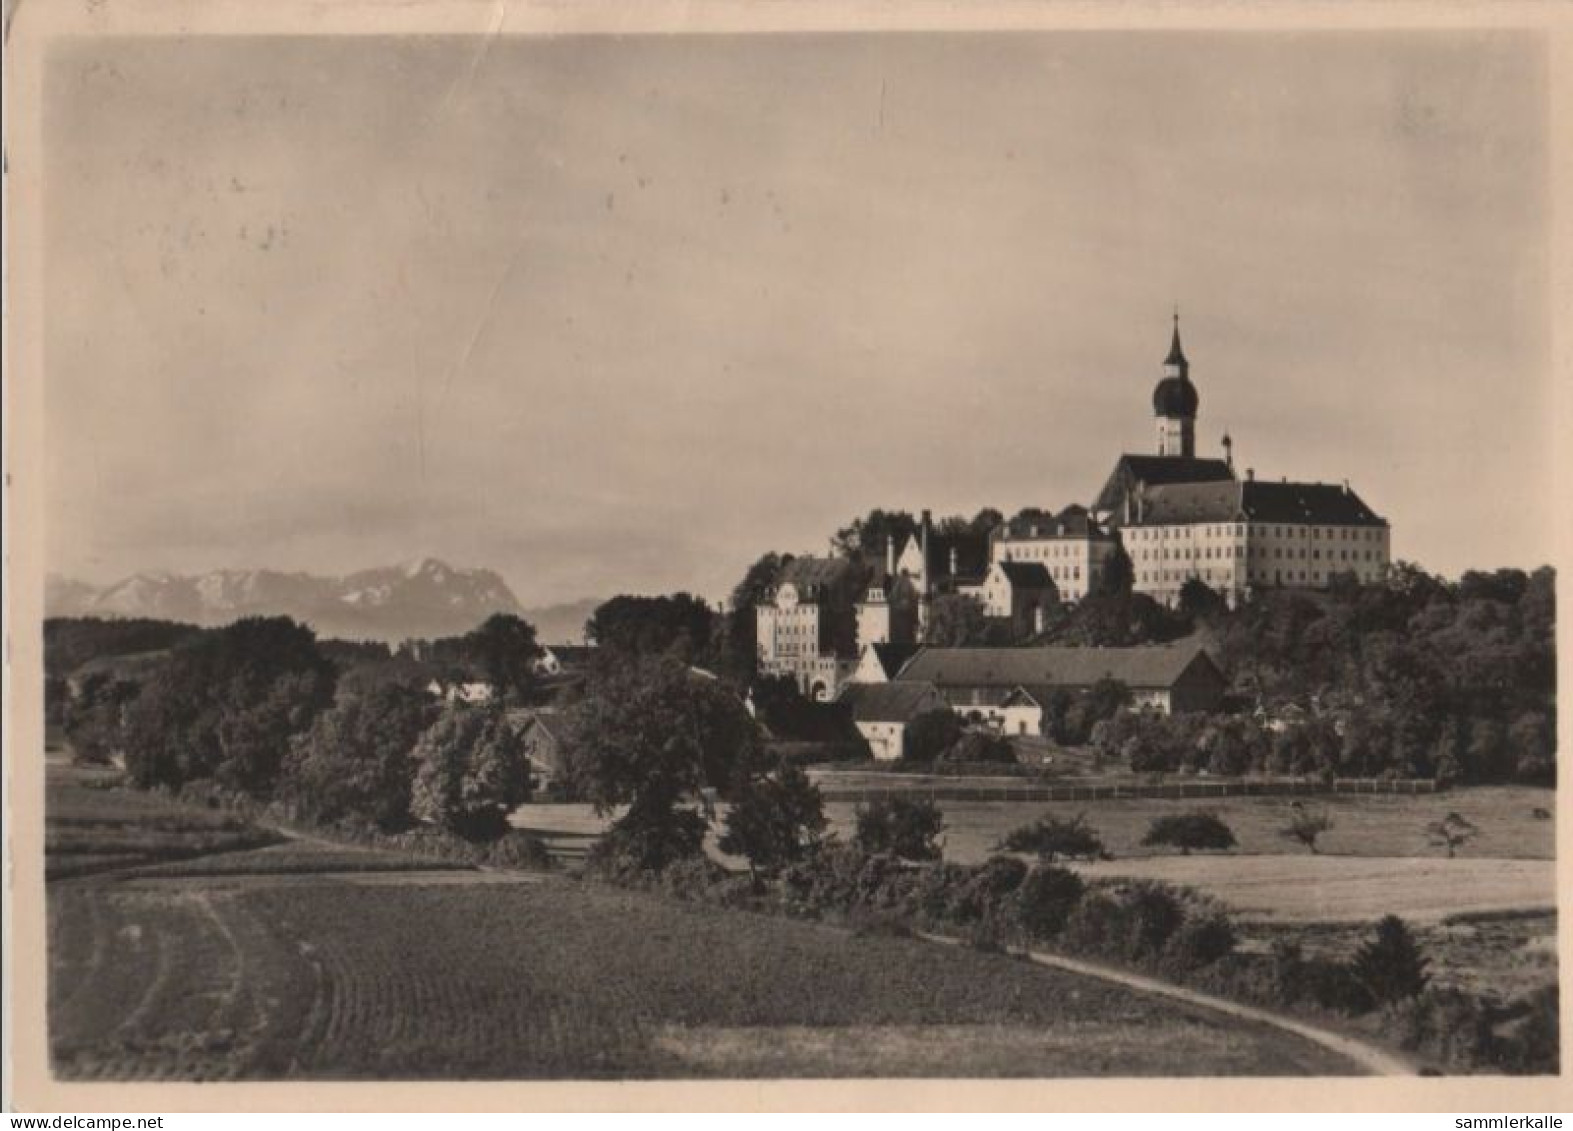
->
[767, 312, 1392, 700]
[1095, 314, 1391, 606]
[988, 505, 1119, 603]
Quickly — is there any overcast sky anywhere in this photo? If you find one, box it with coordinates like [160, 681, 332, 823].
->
[44, 31, 1550, 607]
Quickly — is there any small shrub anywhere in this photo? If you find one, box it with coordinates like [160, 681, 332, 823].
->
[1062, 890, 1126, 956]
[940, 730, 1017, 765]
[853, 796, 945, 862]
[1280, 805, 1334, 854]
[1008, 864, 1086, 939]
[658, 855, 730, 902]
[1387, 987, 1485, 1068]
[906, 861, 981, 923]
[1123, 881, 1186, 957]
[1425, 812, 1478, 858]
[482, 830, 553, 871]
[1163, 910, 1237, 969]
[1266, 939, 1375, 1014]
[1061, 880, 1192, 964]
[778, 840, 911, 919]
[1498, 984, 1560, 1075]
[1141, 811, 1237, 855]
[997, 812, 1107, 863]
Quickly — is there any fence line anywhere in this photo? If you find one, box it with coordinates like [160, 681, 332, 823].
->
[816, 777, 1442, 805]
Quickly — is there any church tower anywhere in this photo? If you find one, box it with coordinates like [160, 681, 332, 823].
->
[1152, 311, 1198, 458]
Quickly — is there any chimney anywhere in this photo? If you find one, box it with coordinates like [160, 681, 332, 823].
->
[1246, 468, 1255, 482]
[949, 546, 959, 576]
[886, 535, 896, 575]
[1342, 479, 1351, 495]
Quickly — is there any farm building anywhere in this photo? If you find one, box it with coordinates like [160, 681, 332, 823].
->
[894, 643, 1226, 733]
[506, 707, 566, 786]
[837, 681, 947, 761]
[533, 644, 599, 676]
[426, 677, 495, 705]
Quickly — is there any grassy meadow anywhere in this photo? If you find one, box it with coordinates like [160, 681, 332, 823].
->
[819, 786, 1556, 864]
[46, 765, 1361, 1079]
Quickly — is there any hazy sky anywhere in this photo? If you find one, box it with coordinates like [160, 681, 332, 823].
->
[44, 31, 1550, 606]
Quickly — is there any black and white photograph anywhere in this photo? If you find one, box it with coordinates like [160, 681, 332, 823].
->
[4, 0, 1569, 1111]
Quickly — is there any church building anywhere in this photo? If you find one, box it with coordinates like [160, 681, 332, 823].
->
[1097, 313, 1392, 607]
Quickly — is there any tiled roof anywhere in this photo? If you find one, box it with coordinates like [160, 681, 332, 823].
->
[867, 642, 925, 679]
[839, 680, 945, 723]
[1240, 480, 1387, 526]
[999, 507, 1110, 541]
[1130, 480, 1387, 528]
[1093, 454, 1235, 513]
[776, 556, 856, 592]
[897, 644, 1220, 691]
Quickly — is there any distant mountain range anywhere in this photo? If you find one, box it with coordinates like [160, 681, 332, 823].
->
[45, 559, 600, 645]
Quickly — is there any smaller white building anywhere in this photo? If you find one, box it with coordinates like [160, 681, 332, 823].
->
[838, 681, 947, 761]
[426, 678, 495, 705]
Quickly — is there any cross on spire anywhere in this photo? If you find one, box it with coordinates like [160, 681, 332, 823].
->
[1166, 307, 1188, 368]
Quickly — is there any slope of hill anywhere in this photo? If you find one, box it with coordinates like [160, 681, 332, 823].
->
[45, 559, 528, 643]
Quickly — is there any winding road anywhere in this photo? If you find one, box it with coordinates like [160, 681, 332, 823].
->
[919, 931, 1414, 1076]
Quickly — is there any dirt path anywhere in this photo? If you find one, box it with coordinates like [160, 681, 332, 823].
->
[918, 932, 1414, 1076]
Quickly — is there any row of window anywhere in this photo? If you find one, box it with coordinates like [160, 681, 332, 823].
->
[1139, 566, 1384, 588]
[1138, 546, 1244, 562]
[1130, 524, 1385, 542]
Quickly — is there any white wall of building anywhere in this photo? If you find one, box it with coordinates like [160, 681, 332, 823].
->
[1122, 521, 1389, 605]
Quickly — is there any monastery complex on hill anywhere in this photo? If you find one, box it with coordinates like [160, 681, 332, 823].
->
[756, 315, 1392, 707]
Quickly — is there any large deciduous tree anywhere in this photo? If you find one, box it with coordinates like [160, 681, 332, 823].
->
[718, 763, 827, 880]
[830, 509, 919, 562]
[560, 655, 763, 871]
[463, 613, 543, 703]
[119, 617, 336, 796]
[285, 680, 439, 829]
[924, 593, 989, 647]
[585, 593, 718, 666]
[409, 705, 533, 841]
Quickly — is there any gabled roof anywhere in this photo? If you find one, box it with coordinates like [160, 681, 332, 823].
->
[1093, 454, 1235, 514]
[896, 644, 1222, 692]
[999, 506, 1110, 541]
[838, 680, 945, 723]
[997, 561, 1055, 589]
[865, 642, 925, 679]
[1239, 480, 1387, 526]
[1129, 479, 1387, 528]
[776, 555, 856, 593]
